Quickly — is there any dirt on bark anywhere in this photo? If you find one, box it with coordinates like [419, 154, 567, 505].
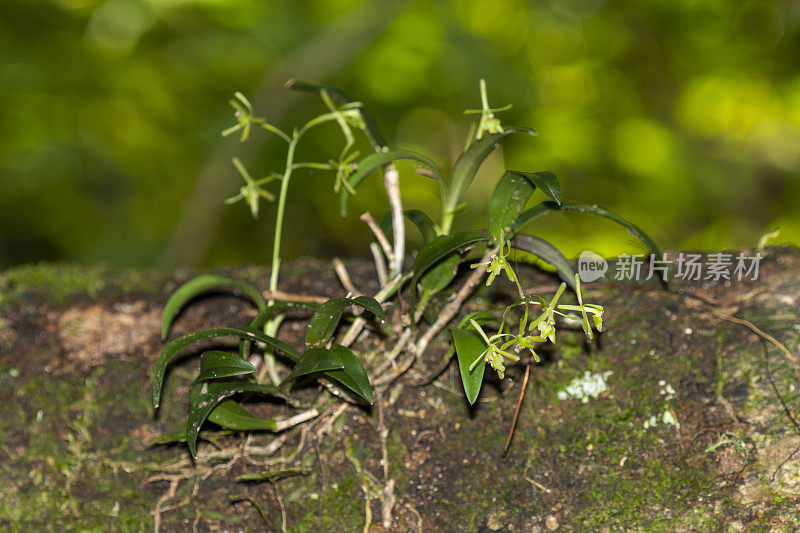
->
[1, 250, 800, 531]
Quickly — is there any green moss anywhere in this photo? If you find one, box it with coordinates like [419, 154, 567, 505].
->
[0, 362, 159, 529]
[0, 262, 162, 308]
[292, 473, 366, 531]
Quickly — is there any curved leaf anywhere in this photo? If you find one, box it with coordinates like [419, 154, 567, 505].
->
[410, 232, 491, 315]
[487, 170, 561, 237]
[405, 209, 439, 244]
[420, 253, 461, 295]
[284, 347, 345, 382]
[286, 79, 387, 150]
[509, 233, 576, 290]
[187, 380, 280, 457]
[340, 149, 443, 216]
[320, 344, 373, 405]
[162, 275, 266, 340]
[451, 328, 486, 405]
[305, 296, 384, 349]
[153, 327, 300, 409]
[239, 301, 319, 359]
[445, 127, 537, 220]
[207, 399, 277, 432]
[194, 351, 256, 383]
[511, 201, 662, 258]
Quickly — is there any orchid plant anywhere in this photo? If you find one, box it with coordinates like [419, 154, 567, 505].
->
[150, 79, 661, 457]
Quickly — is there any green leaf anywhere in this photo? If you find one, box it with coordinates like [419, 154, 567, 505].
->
[187, 380, 281, 457]
[236, 468, 309, 483]
[509, 233, 576, 290]
[340, 149, 443, 216]
[404, 209, 439, 244]
[320, 344, 374, 405]
[410, 232, 491, 316]
[286, 79, 387, 150]
[511, 201, 662, 258]
[284, 347, 345, 382]
[161, 275, 266, 340]
[487, 170, 561, 237]
[206, 399, 277, 432]
[419, 253, 461, 295]
[451, 328, 486, 405]
[194, 351, 257, 383]
[153, 327, 300, 409]
[305, 296, 384, 349]
[445, 127, 537, 220]
[239, 301, 319, 359]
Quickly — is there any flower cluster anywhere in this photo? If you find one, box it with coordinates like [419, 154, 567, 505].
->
[471, 229, 518, 288]
[463, 79, 512, 140]
[469, 270, 605, 379]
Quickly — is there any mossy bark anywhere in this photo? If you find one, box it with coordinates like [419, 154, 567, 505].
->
[2, 250, 800, 531]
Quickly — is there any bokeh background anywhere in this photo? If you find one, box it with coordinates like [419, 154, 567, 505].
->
[3, 0, 800, 270]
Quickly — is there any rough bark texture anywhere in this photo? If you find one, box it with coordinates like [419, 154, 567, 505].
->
[2, 249, 800, 531]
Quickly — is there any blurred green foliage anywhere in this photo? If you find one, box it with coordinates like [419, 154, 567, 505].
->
[3, 0, 800, 269]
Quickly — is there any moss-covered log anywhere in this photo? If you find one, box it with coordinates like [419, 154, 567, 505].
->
[2, 250, 800, 531]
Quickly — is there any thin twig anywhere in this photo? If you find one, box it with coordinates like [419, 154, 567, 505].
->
[318, 403, 349, 437]
[153, 478, 179, 533]
[273, 409, 320, 432]
[229, 495, 275, 530]
[413, 248, 494, 361]
[371, 328, 413, 379]
[333, 257, 361, 296]
[716, 312, 800, 380]
[340, 272, 411, 348]
[381, 163, 405, 276]
[405, 503, 423, 533]
[361, 211, 394, 266]
[376, 392, 395, 528]
[524, 476, 552, 493]
[373, 249, 493, 386]
[504, 363, 530, 454]
[370, 242, 388, 287]
[682, 291, 800, 380]
[263, 289, 329, 304]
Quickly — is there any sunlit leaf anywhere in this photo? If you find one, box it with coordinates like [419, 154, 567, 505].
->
[320, 344, 373, 405]
[187, 380, 281, 457]
[511, 200, 662, 259]
[153, 327, 300, 409]
[161, 275, 266, 340]
[305, 296, 384, 348]
[509, 233, 576, 289]
[445, 127, 537, 220]
[487, 170, 561, 237]
[340, 149, 444, 216]
[284, 346, 345, 382]
[451, 328, 486, 405]
[194, 351, 257, 383]
[410, 232, 490, 316]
